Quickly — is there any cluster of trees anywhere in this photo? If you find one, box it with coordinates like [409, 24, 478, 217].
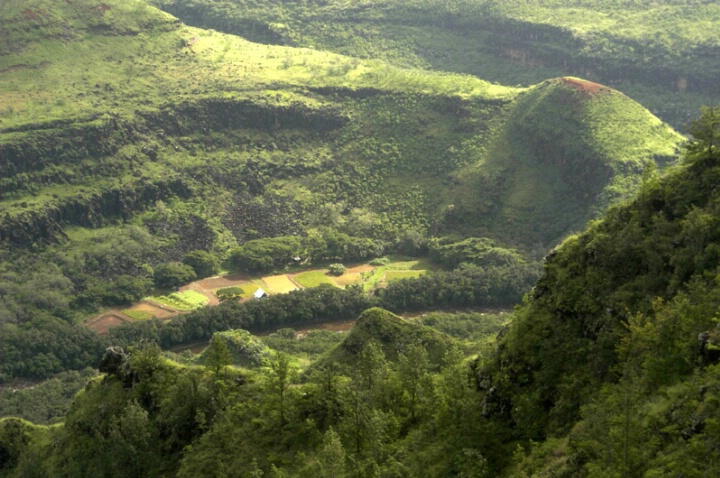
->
[0, 368, 97, 425]
[428, 236, 526, 270]
[229, 229, 385, 274]
[377, 262, 539, 312]
[0, 335, 495, 477]
[106, 262, 535, 352]
[0, 250, 532, 384]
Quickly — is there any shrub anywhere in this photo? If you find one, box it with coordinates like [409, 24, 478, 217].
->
[153, 262, 197, 290]
[369, 257, 390, 266]
[216, 287, 244, 302]
[182, 250, 219, 279]
[329, 263, 346, 276]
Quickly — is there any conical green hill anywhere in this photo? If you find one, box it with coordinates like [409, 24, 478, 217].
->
[316, 307, 454, 370]
[453, 77, 683, 248]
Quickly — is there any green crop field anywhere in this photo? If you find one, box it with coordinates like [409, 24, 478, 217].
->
[122, 309, 154, 321]
[293, 271, 337, 288]
[149, 291, 209, 311]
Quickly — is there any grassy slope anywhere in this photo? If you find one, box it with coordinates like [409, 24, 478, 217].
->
[450, 77, 683, 247]
[149, 0, 720, 129]
[0, 0, 515, 236]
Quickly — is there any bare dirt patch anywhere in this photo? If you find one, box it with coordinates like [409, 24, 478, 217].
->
[129, 301, 177, 318]
[181, 275, 252, 306]
[87, 313, 132, 335]
[195, 275, 251, 290]
[180, 283, 219, 306]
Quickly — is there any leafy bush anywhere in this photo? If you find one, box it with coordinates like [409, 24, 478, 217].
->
[153, 262, 197, 290]
[215, 286, 244, 302]
[328, 263, 345, 276]
[182, 250, 220, 279]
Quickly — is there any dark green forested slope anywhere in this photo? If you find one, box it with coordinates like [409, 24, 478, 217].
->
[481, 107, 720, 475]
[149, 0, 720, 128]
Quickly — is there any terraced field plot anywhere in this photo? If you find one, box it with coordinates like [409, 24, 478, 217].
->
[260, 274, 299, 294]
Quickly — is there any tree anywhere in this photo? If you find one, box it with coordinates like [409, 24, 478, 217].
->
[686, 106, 720, 163]
[329, 263, 345, 276]
[269, 352, 293, 427]
[396, 342, 433, 424]
[355, 340, 387, 404]
[205, 335, 233, 377]
[153, 262, 197, 290]
[317, 428, 346, 478]
[182, 250, 220, 279]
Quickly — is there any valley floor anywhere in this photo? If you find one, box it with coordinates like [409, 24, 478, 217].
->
[86, 258, 432, 334]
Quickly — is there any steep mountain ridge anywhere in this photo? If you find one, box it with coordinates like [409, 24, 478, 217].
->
[316, 307, 454, 370]
[476, 109, 720, 474]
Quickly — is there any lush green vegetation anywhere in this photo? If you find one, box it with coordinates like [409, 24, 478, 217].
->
[261, 328, 347, 362]
[149, 0, 720, 128]
[149, 290, 209, 311]
[0, 304, 515, 477]
[4, 108, 719, 476]
[0, 368, 97, 426]
[293, 271, 336, 288]
[3, 1, 720, 476]
[0, 0, 684, 392]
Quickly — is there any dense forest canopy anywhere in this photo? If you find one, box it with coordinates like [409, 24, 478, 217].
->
[1, 0, 720, 476]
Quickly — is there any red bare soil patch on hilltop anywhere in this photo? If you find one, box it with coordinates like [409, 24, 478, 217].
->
[558, 77, 608, 95]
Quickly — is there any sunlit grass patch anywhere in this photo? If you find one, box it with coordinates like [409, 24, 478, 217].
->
[293, 271, 336, 288]
[150, 290, 209, 310]
[260, 275, 298, 294]
[385, 256, 434, 270]
[385, 270, 425, 282]
[333, 272, 363, 287]
[122, 309, 154, 321]
[241, 283, 263, 298]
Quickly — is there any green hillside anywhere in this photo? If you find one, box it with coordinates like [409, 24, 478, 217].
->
[149, 0, 720, 128]
[478, 107, 720, 474]
[0, 109, 713, 478]
[0, 0, 686, 387]
[451, 77, 682, 246]
[315, 307, 454, 370]
[2, 1, 718, 475]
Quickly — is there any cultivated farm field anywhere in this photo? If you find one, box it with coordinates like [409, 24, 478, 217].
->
[86, 257, 433, 333]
